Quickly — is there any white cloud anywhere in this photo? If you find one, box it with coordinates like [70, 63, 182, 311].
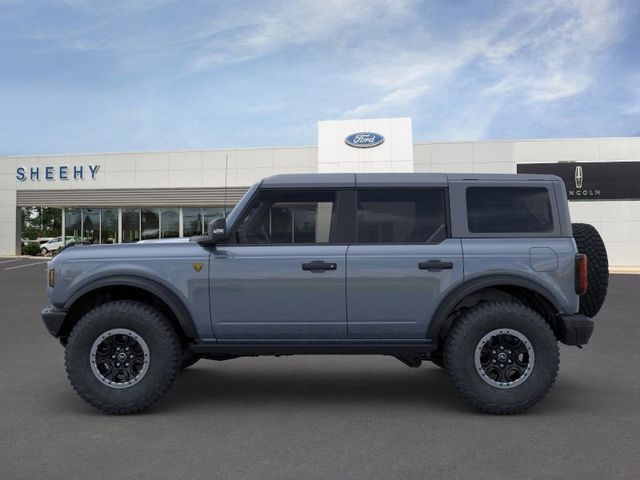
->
[189, 0, 415, 70]
[340, 0, 625, 137]
[343, 86, 428, 117]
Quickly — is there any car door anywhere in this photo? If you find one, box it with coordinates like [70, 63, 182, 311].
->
[210, 188, 349, 340]
[346, 187, 463, 339]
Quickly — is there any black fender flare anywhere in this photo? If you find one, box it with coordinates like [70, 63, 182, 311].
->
[63, 275, 197, 339]
[426, 274, 564, 340]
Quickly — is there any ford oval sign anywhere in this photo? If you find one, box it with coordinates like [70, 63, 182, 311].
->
[345, 132, 385, 148]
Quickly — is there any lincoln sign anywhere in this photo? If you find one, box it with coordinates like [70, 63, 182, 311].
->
[517, 161, 640, 201]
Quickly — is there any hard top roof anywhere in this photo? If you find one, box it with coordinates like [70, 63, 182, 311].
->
[260, 172, 560, 188]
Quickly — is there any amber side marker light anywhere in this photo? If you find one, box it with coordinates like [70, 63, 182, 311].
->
[575, 254, 588, 295]
[48, 269, 55, 288]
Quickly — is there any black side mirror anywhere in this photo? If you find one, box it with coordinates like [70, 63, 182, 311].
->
[207, 217, 227, 244]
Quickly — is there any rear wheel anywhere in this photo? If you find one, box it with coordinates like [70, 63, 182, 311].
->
[572, 223, 609, 317]
[40, 247, 48, 256]
[65, 300, 181, 414]
[444, 301, 559, 414]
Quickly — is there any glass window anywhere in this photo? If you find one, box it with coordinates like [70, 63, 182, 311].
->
[466, 187, 554, 233]
[101, 209, 118, 244]
[141, 208, 159, 240]
[83, 208, 100, 244]
[235, 191, 336, 244]
[160, 208, 179, 238]
[356, 189, 447, 243]
[183, 208, 203, 237]
[65, 208, 82, 241]
[122, 208, 140, 243]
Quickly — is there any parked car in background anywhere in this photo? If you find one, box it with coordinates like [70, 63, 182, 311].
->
[36, 237, 54, 245]
[40, 236, 77, 256]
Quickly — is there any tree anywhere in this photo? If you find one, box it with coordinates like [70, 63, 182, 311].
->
[21, 207, 62, 239]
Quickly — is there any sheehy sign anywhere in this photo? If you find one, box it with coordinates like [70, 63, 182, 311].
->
[16, 164, 100, 181]
[517, 162, 640, 201]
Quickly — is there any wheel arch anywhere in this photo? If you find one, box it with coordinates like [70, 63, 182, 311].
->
[427, 275, 563, 341]
[60, 275, 197, 342]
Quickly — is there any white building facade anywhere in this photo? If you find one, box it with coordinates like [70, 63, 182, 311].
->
[2, 117, 639, 267]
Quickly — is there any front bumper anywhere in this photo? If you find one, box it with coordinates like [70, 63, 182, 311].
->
[556, 314, 594, 346]
[41, 306, 68, 337]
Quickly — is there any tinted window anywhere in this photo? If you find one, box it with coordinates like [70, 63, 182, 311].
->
[356, 189, 447, 243]
[235, 191, 336, 244]
[466, 187, 554, 233]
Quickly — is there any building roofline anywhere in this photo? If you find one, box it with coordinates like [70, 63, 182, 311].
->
[2, 136, 639, 159]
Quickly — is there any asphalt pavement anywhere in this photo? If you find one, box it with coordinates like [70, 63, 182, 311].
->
[0, 257, 638, 479]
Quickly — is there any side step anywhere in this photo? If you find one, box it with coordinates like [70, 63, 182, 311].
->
[190, 341, 436, 357]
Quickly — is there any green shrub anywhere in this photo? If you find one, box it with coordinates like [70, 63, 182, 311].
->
[22, 242, 41, 256]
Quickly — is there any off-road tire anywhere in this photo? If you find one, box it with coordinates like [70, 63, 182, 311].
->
[572, 223, 609, 317]
[65, 300, 181, 414]
[180, 351, 201, 370]
[444, 301, 559, 414]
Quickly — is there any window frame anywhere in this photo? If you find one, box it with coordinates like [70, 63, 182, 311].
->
[353, 187, 450, 245]
[225, 188, 346, 246]
[449, 182, 561, 238]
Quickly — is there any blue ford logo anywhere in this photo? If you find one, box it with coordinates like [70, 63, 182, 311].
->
[345, 132, 385, 148]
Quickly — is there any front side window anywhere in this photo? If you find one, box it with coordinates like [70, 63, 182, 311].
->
[356, 189, 447, 243]
[235, 190, 336, 244]
[466, 187, 554, 233]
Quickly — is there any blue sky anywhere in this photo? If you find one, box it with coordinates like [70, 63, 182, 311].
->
[1, 0, 639, 155]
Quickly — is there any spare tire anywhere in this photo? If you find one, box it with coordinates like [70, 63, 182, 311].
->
[572, 223, 609, 317]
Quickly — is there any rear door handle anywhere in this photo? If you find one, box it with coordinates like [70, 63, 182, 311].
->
[418, 260, 453, 271]
[302, 261, 337, 272]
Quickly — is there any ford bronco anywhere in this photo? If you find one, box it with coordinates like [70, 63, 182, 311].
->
[41, 173, 609, 414]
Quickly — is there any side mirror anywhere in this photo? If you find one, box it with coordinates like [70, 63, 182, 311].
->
[207, 217, 227, 244]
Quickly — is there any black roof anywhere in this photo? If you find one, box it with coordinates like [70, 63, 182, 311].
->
[260, 172, 560, 188]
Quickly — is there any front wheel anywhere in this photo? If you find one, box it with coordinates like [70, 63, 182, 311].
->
[65, 300, 182, 414]
[40, 247, 48, 256]
[444, 301, 559, 414]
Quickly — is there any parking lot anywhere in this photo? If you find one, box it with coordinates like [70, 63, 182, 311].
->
[0, 258, 638, 480]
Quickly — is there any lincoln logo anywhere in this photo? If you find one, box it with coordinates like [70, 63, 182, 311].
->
[345, 132, 385, 148]
[575, 166, 583, 188]
[568, 164, 600, 198]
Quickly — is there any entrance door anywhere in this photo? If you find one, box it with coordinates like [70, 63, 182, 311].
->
[346, 188, 464, 339]
[210, 189, 348, 340]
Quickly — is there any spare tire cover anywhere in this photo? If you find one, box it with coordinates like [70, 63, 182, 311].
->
[572, 223, 609, 317]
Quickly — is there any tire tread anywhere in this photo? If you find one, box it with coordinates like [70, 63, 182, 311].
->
[444, 301, 559, 414]
[65, 300, 181, 415]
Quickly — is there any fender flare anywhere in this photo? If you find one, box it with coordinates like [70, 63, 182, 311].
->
[63, 275, 197, 339]
[426, 274, 563, 340]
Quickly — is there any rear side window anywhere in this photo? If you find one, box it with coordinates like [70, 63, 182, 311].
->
[356, 189, 447, 243]
[466, 187, 553, 233]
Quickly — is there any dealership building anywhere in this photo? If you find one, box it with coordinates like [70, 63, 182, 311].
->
[1, 118, 639, 267]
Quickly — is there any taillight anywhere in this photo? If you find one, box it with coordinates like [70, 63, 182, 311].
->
[575, 254, 588, 295]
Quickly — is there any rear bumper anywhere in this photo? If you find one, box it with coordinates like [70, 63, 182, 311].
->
[556, 313, 594, 346]
[41, 306, 68, 337]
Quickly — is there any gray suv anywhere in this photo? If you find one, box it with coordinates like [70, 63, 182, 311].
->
[41, 173, 609, 414]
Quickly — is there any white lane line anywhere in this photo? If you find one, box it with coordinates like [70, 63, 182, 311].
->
[0, 258, 22, 265]
[5, 261, 48, 271]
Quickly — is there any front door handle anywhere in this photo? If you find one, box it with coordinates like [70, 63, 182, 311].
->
[419, 260, 453, 271]
[302, 261, 337, 272]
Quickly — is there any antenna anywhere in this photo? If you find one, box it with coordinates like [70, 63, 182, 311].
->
[223, 154, 228, 217]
